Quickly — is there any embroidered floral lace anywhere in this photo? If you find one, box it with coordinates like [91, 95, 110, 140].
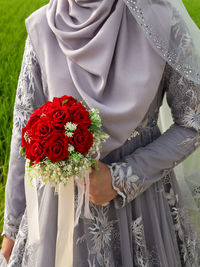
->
[2, 36, 44, 242]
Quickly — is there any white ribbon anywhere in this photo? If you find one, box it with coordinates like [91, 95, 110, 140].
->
[55, 177, 75, 267]
[83, 172, 93, 219]
[56, 170, 95, 267]
[24, 175, 40, 246]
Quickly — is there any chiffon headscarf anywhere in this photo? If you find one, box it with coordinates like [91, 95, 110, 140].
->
[46, 0, 167, 157]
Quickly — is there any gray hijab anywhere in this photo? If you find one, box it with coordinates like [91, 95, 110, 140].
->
[44, 0, 167, 156]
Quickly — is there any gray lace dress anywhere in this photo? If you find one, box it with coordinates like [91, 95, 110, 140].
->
[1, 37, 200, 267]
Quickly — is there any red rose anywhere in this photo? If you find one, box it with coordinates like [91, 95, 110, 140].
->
[53, 95, 77, 107]
[22, 110, 43, 142]
[28, 111, 41, 128]
[32, 116, 54, 140]
[21, 126, 31, 148]
[38, 101, 54, 115]
[44, 132, 69, 163]
[21, 127, 26, 148]
[25, 139, 45, 165]
[23, 102, 54, 134]
[47, 106, 70, 128]
[69, 126, 93, 154]
[69, 103, 91, 128]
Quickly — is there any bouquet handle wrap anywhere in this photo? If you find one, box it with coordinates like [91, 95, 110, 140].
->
[55, 177, 74, 267]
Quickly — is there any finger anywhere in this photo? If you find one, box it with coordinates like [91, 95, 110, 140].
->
[2, 248, 12, 264]
[5, 254, 11, 264]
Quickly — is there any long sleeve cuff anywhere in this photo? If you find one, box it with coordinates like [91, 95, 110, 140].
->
[108, 124, 199, 209]
[1, 212, 23, 241]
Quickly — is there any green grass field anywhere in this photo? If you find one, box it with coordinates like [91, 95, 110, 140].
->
[0, 0, 200, 243]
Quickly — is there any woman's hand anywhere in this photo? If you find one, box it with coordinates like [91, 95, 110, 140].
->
[1, 235, 14, 263]
[89, 161, 118, 205]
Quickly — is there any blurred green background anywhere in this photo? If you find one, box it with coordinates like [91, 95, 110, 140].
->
[0, 0, 200, 243]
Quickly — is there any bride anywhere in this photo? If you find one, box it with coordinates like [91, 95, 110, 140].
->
[1, 0, 200, 266]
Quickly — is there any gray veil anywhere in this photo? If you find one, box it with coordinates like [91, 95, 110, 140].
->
[125, 0, 200, 235]
[124, 0, 200, 83]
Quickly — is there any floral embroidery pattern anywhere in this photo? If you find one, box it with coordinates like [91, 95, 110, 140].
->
[165, 63, 200, 135]
[2, 37, 41, 244]
[109, 162, 147, 208]
[164, 179, 200, 266]
[7, 212, 28, 267]
[77, 204, 120, 267]
[131, 216, 161, 267]
[13, 37, 39, 137]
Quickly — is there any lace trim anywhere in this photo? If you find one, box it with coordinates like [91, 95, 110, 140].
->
[77, 203, 120, 266]
[131, 216, 161, 266]
[1, 213, 23, 241]
[108, 162, 141, 207]
[165, 63, 200, 132]
[8, 211, 29, 267]
[108, 164, 126, 206]
[13, 36, 38, 144]
[183, 112, 200, 132]
[164, 183, 200, 265]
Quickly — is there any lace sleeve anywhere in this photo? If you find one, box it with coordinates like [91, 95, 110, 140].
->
[1, 36, 46, 241]
[165, 62, 200, 136]
[109, 63, 200, 208]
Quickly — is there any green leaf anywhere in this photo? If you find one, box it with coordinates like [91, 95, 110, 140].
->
[62, 99, 68, 105]
[89, 123, 101, 132]
[71, 152, 81, 159]
[80, 99, 87, 107]
[20, 147, 25, 155]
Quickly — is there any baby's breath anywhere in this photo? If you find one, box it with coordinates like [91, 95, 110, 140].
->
[65, 122, 77, 131]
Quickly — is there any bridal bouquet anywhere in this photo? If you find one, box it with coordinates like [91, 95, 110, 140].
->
[21, 95, 109, 188]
